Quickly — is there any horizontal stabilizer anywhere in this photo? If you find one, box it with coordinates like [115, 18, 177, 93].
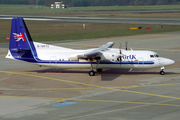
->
[11, 48, 31, 52]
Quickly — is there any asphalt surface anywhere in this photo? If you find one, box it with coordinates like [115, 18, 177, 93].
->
[1, 15, 180, 25]
[0, 32, 180, 120]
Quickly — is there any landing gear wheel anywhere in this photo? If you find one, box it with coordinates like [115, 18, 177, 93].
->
[97, 69, 102, 72]
[160, 70, 165, 75]
[89, 70, 95, 76]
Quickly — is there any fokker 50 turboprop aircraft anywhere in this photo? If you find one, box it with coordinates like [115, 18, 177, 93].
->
[6, 17, 175, 76]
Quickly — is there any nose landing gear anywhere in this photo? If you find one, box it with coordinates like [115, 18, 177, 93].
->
[160, 70, 165, 75]
[160, 67, 165, 75]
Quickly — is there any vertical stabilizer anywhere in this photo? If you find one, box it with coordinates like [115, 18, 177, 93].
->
[7, 17, 38, 62]
[9, 17, 33, 51]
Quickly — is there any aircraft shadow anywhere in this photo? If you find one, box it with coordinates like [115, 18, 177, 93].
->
[100, 74, 120, 81]
[29, 68, 88, 74]
[27, 68, 178, 81]
[101, 69, 178, 75]
[27, 68, 178, 75]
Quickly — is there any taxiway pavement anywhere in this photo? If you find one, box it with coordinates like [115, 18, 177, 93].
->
[0, 32, 180, 120]
[1, 15, 180, 25]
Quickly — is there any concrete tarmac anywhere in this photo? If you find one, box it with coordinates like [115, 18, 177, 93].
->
[0, 32, 180, 120]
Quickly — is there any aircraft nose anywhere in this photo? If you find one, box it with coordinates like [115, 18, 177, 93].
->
[163, 58, 175, 66]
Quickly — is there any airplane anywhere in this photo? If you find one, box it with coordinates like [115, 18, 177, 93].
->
[6, 17, 175, 76]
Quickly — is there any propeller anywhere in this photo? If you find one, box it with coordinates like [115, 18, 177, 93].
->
[119, 43, 122, 62]
[117, 42, 127, 62]
[125, 41, 128, 50]
[117, 43, 123, 62]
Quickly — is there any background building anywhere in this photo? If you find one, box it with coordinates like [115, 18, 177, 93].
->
[51, 1, 65, 9]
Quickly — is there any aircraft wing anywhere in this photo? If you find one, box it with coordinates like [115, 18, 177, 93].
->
[78, 42, 114, 59]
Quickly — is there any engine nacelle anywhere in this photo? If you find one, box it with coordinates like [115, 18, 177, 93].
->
[101, 52, 119, 61]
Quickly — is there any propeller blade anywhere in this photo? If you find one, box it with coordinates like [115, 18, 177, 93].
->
[125, 41, 128, 50]
[119, 43, 122, 54]
[119, 43, 122, 62]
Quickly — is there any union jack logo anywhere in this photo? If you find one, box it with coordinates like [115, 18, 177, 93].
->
[13, 33, 26, 42]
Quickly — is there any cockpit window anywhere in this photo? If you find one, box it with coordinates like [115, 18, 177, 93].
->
[150, 55, 154, 58]
[150, 54, 160, 58]
[154, 54, 159, 57]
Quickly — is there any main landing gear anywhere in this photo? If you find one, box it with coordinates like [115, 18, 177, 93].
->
[89, 70, 95, 76]
[89, 60, 101, 76]
[160, 67, 165, 75]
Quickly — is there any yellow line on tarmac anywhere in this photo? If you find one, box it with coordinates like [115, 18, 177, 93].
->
[0, 87, 98, 91]
[39, 72, 87, 75]
[114, 83, 180, 89]
[2, 83, 180, 91]
[136, 83, 180, 87]
[1, 95, 180, 108]
[0, 95, 60, 100]
[0, 70, 180, 100]
[59, 99, 180, 120]
[57, 98, 180, 107]
[60, 105, 144, 120]
[0, 70, 107, 88]
[120, 89, 180, 100]
[4, 82, 172, 92]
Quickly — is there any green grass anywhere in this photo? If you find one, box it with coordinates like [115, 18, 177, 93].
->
[1, 19, 180, 43]
[1, 4, 180, 14]
[70, 5, 180, 11]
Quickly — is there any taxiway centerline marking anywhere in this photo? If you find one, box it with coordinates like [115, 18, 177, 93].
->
[1, 82, 180, 91]
[60, 105, 146, 120]
[0, 95, 60, 100]
[57, 98, 180, 107]
[0, 87, 98, 91]
[60, 99, 180, 120]
[0, 70, 180, 100]
[113, 83, 180, 89]
[0, 95, 179, 108]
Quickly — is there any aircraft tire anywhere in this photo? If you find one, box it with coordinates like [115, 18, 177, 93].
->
[160, 70, 165, 75]
[89, 70, 95, 76]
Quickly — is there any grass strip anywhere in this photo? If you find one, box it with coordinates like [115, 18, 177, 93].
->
[0, 20, 180, 43]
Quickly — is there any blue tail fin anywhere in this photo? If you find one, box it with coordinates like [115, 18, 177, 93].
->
[9, 17, 38, 62]
[9, 17, 33, 51]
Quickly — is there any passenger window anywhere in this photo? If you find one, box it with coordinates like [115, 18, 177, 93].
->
[150, 55, 154, 58]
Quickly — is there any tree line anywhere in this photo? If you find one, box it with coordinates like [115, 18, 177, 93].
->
[0, 0, 180, 6]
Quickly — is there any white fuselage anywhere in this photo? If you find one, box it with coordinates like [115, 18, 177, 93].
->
[6, 42, 173, 70]
[7, 17, 175, 76]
